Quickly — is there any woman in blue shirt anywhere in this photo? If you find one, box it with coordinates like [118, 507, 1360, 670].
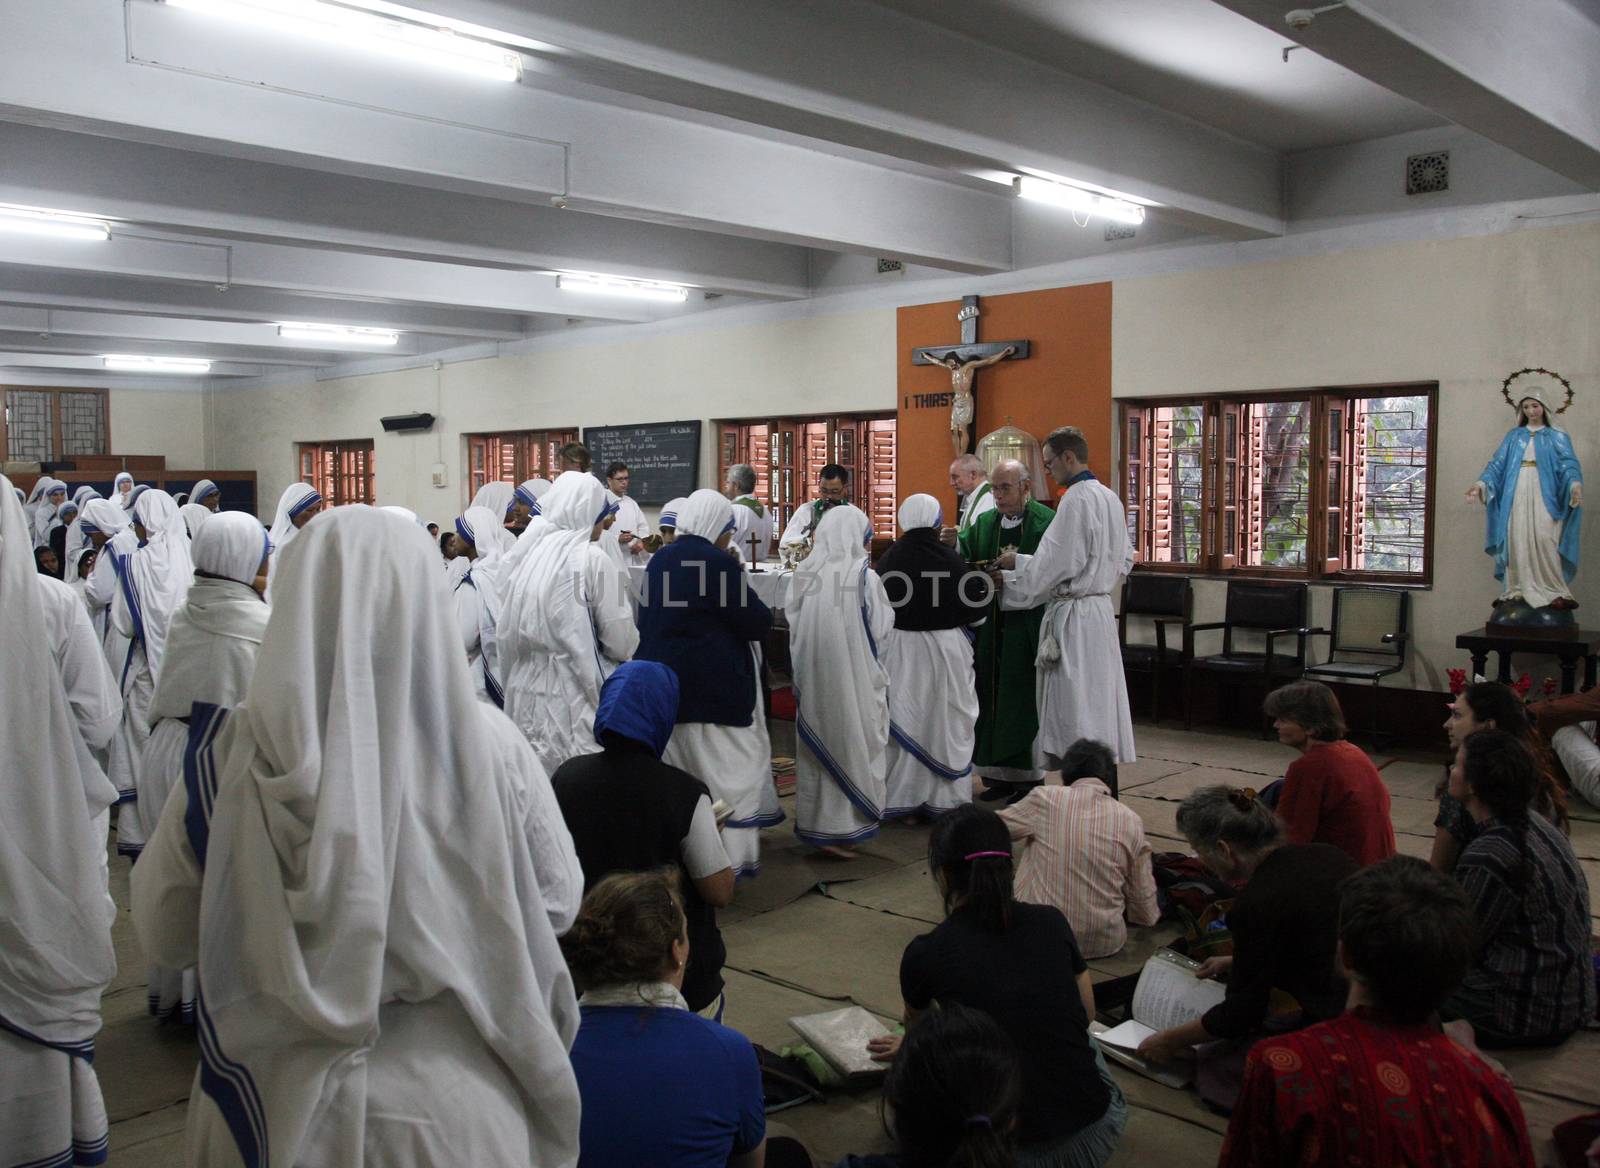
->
[563, 870, 767, 1168]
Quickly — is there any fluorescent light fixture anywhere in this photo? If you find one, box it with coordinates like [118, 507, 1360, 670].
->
[277, 322, 401, 346]
[104, 355, 213, 374]
[165, 0, 524, 82]
[1013, 177, 1147, 225]
[0, 205, 111, 242]
[556, 273, 691, 303]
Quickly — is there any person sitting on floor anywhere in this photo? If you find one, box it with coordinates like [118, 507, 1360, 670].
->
[1529, 680, 1600, 812]
[561, 870, 770, 1168]
[837, 1003, 1023, 1168]
[1138, 786, 1357, 1110]
[1436, 681, 1568, 872]
[1442, 729, 1595, 1047]
[998, 738, 1159, 960]
[552, 660, 736, 1019]
[1263, 681, 1396, 867]
[1220, 855, 1535, 1167]
[869, 804, 1126, 1168]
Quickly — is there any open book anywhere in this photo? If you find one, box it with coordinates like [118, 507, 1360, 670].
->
[787, 1006, 892, 1082]
[1092, 949, 1226, 1088]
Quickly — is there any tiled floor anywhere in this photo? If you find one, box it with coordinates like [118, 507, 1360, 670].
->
[97, 721, 1600, 1166]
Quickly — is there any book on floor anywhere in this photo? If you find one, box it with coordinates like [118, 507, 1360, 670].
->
[786, 1006, 892, 1081]
[1093, 949, 1226, 1089]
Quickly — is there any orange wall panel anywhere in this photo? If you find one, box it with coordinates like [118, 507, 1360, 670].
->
[896, 283, 1113, 525]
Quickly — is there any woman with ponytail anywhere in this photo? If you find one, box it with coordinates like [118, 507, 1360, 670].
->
[872, 805, 1125, 1167]
[1442, 729, 1594, 1047]
[839, 1003, 1021, 1168]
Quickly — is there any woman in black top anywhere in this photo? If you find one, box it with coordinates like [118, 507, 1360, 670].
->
[876, 494, 991, 821]
[1137, 785, 1356, 1108]
[551, 660, 737, 1016]
[871, 805, 1125, 1167]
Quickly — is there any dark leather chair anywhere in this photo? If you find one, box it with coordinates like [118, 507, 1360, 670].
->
[1119, 573, 1193, 723]
[1185, 581, 1320, 731]
[1304, 587, 1409, 745]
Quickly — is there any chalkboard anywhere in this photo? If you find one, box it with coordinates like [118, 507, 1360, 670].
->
[582, 421, 701, 505]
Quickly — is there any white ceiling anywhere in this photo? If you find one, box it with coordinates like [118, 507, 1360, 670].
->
[0, 0, 1592, 387]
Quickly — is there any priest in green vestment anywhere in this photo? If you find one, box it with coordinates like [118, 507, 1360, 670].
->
[958, 459, 1055, 796]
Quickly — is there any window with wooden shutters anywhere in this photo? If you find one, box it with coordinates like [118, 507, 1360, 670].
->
[1118, 384, 1435, 584]
[1, 387, 110, 461]
[463, 428, 579, 498]
[297, 439, 375, 505]
[716, 412, 897, 535]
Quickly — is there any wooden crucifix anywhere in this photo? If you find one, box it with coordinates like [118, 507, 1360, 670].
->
[911, 294, 1031, 457]
[741, 524, 764, 573]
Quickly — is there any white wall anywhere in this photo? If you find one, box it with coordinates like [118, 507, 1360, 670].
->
[210, 307, 897, 522]
[1113, 219, 1600, 691]
[108, 387, 208, 468]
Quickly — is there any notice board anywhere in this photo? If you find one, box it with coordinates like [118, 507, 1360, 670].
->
[582, 420, 701, 504]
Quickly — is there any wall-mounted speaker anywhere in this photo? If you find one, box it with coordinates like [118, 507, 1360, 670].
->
[379, 412, 435, 433]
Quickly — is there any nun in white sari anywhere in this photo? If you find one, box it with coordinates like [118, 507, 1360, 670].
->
[80, 497, 132, 670]
[109, 489, 194, 855]
[130, 507, 582, 1168]
[0, 475, 117, 1168]
[133, 512, 269, 1021]
[264, 482, 322, 599]
[498, 471, 638, 772]
[789, 503, 893, 854]
[453, 505, 516, 707]
[470, 479, 516, 524]
[31, 476, 67, 549]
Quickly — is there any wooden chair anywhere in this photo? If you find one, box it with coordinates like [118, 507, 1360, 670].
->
[1185, 581, 1319, 731]
[1304, 587, 1409, 745]
[1118, 573, 1193, 723]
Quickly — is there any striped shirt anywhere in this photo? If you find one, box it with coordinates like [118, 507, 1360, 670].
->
[999, 777, 1160, 959]
[1454, 813, 1595, 1042]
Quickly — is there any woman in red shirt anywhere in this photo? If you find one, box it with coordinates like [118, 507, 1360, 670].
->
[1265, 681, 1396, 866]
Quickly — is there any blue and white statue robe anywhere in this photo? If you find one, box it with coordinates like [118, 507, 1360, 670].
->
[1476, 425, 1582, 607]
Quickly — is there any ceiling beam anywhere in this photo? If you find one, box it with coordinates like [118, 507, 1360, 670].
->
[0, 306, 426, 356]
[0, 123, 812, 300]
[0, 270, 530, 340]
[0, 232, 689, 324]
[394, 0, 1286, 239]
[0, 330, 330, 367]
[0, 0, 1013, 271]
[0, 351, 265, 378]
[1215, 0, 1600, 188]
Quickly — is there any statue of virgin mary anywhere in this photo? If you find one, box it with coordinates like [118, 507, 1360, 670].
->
[1467, 383, 1583, 619]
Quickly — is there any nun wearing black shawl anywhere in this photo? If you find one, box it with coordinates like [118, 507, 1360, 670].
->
[876, 493, 989, 820]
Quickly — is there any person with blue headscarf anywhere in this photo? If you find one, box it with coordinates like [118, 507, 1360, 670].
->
[1468, 384, 1583, 614]
[551, 661, 736, 1017]
[636, 488, 777, 879]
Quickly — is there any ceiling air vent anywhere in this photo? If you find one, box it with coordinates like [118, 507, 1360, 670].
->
[1104, 223, 1137, 242]
[1406, 150, 1449, 195]
[876, 258, 905, 275]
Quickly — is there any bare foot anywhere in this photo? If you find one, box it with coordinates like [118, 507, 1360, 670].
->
[816, 845, 859, 860]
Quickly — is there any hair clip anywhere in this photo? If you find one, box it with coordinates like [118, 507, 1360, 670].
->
[1226, 787, 1258, 811]
[962, 850, 1010, 862]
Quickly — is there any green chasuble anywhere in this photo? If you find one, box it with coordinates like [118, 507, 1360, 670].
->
[959, 500, 1056, 771]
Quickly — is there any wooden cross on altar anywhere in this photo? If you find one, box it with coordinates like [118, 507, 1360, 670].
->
[742, 525, 764, 573]
[911, 294, 1031, 457]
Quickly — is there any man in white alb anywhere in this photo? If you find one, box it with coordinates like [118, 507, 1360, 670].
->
[723, 463, 772, 565]
[994, 426, 1137, 766]
[605, 462, 650, 563]
[778, 464, 853, 555]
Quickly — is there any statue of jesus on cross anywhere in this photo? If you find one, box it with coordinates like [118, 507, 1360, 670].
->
[910, 295, 1030, 458]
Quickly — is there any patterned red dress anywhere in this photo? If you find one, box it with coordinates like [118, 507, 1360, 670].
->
[1219, 1009, 1534, 1167]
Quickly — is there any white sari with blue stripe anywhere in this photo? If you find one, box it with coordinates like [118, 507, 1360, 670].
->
[788, 504, 892, 848]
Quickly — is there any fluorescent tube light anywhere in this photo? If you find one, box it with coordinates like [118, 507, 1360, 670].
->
[165, 0, 524, 82]
[1013, 177, 1147, 225]
[556, 273, 691, 303]
[104, 355, 213, 374]
[0, 205, 111, 242]
[278, 322, 401, 346]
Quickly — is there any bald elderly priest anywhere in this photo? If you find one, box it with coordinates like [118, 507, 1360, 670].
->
[953, 458, 1054, 799]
